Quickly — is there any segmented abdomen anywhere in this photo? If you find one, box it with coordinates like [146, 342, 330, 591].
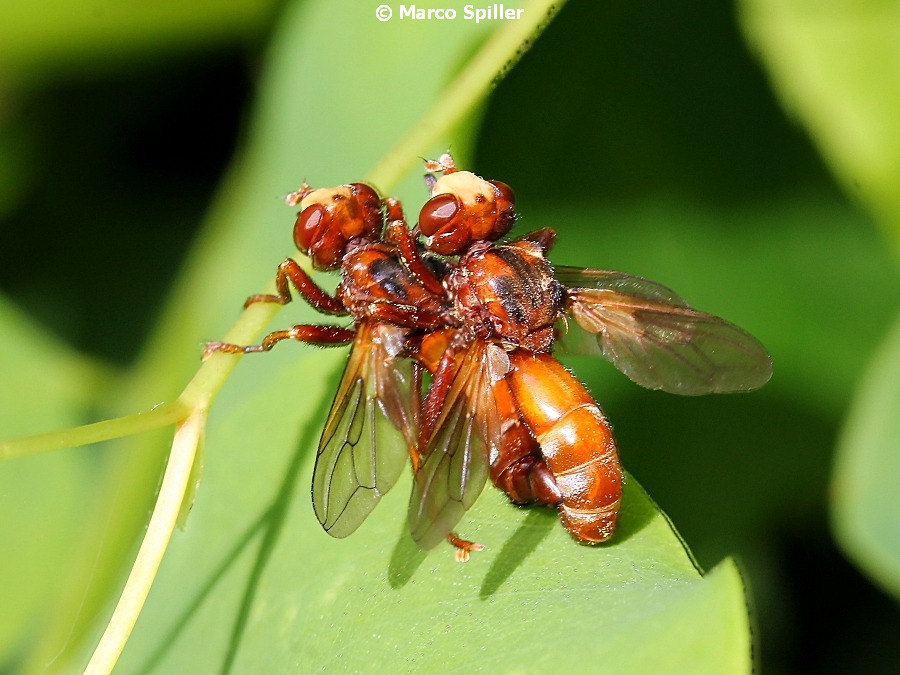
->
[505, 351, 623, 543]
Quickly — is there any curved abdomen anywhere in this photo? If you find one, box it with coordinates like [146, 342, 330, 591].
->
[489, 376, 562, 507]
[506, 351, 623, 543]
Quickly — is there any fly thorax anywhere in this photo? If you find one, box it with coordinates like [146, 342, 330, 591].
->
[451, 240, 564, 352]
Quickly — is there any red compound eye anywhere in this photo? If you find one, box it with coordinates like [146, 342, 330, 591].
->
[350, 182, 380, 207]
[490, 180, 515, 207]
[293, 203, 327, 254]
[346, 183, 385, 240]
[419, 193, 461, 236]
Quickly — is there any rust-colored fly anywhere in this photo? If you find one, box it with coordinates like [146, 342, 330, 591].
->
[206, 154, 772, 558]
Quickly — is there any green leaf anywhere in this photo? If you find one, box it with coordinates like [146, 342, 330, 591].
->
[2, 1, 757, 671]
[740, 0, 900, 257]
[738, 0, 900, 602]
[0, 298, 108, 662]
[0, 0, 278, 81]
[542, 197, 900, 418]
[528, 195, 900, 579]
[116, 352, 751, 674]
[833, 310, 900, 600]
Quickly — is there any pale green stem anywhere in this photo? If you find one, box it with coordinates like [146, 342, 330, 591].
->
[84, 407, 206, 675]
[0, 401, 188, 461]
[0, 302, 275, 462]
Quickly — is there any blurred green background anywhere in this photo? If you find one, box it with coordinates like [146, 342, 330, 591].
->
[1, 0, 898, 673]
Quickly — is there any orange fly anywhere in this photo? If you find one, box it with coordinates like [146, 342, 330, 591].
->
[206, 154, 772, 557]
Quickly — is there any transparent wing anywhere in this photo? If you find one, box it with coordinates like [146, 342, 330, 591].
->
[312, 322, 418, 538]
[407, 341, 502, 549]
[556, 267, 773, 395]
[556, 266, 688, 303]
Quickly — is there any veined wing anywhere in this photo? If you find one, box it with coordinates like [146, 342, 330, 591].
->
[556, 266, 772, 395]
[408, 340, 506, 549]
[312, 321, 418, 538]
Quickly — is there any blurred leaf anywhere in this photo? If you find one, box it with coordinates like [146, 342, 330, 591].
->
[737, 0, 900, 612]
[740, 0, 900, 257]
[0, 0, 278, 81]
[535, 195, 899, 584]
[0, 298, 107, 438]
[0, 119, 31, 219]
[0, 298, 108, 662]
[113, 352, 751, 674]
[833, 310, 900, 601]
[542, 196, 900, 418]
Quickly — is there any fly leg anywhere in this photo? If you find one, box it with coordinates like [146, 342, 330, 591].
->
[512, 228, 558, 254]
[423, 152, 459, 181]
[383, 200, 447, 298]
[243, 258, 347, 315]
[414, 339, 485, 561]
[446, 532, 485, 563]
[204, 258, 351, 359]
[407, 361, 425, 473]
[203, 325, 354, 359]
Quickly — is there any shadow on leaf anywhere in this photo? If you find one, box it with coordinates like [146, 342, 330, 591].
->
[138, 415, 319, 674]
[388, 522, 428, 589]
[478, 475, 660, 598]
[135, 508, 270, 674]
[218, 418, 320, 673]
[611, 475, 659, 545]
[479, 508, 555, 598]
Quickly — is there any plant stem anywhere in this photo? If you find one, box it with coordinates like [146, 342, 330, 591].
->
[0, 401, 189, 461]
[84, 407, 207, 675]
[367, 0, 566, 189]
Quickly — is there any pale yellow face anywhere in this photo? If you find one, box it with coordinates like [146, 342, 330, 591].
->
[299, 185, 354, 211]
[431, 171, 495, 206]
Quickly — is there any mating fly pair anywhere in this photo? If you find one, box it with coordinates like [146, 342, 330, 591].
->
[205, 154, 772, 559]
